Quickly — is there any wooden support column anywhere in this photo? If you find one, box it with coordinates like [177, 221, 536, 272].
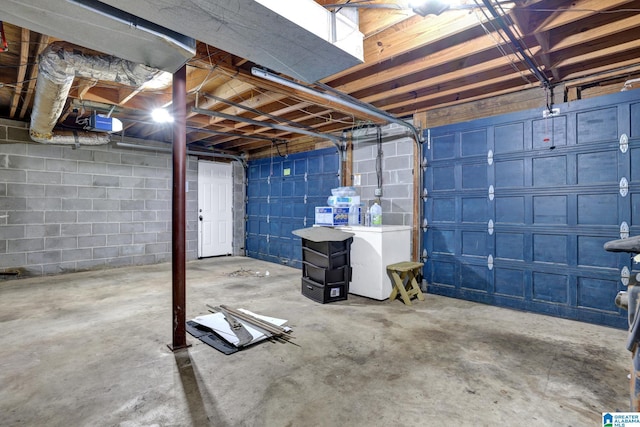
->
[343, 132, 353, 187]
[170, 64, 189, 351]
[412, 133, 421, 263]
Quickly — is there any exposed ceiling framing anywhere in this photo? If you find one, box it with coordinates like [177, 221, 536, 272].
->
[1, 0, 640, 158]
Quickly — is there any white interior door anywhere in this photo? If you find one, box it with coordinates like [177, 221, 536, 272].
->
[198, 160, 233, 257]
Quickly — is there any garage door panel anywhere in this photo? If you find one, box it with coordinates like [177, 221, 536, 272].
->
[433, 166, 455, 190]
[533, 234, 567, 264]
[578, 235, 619, 268]
[577, 151, 618, 184]
[462, 231, 486, 256]
[494, 267, 525, 298]
[269, 199, 283, 216]
[495, 159, 525, 188]
[533, 195, 567, 224]
[246, 218, 259, 235]
[269, 219, 281, 236]
[577, 277, 620, 313]
[461, 129, 486, 156]
[495, 122, 524, 153]
[258, 235, 269, 255]
[462, 197, 487, 222]
[246, 202, 259, 216]
[247, 181, 260, 198]
[495, 196, 525, 224]
[259, 219, 270, 235]
[306, 174, 338, 197]
[294, 158, 307, 175]
[246, 236, 259, 258]
[259, 163, 270, 178]
[433, 198, 455, 222]
[281, 200, 293, 217]
[533, 156, 567, 187]
[433, 229, 455, 254]
[433, 134, 456, 159]
[495, 232, 525, 260]
[272, 161, 284, 177]
[577, 194, 619, 225]
[431, 259, 456, 286]
[248, 164, 260, 179]
[259, 201, 269, 216]
[532, 272, 568, 303]
[632, 193, 640, 225]
[258, 180, 269, 197]
[631, 102, 640, 138]
[293, 178, 307, 197]
[307, 155, 322, 174]
[462, 163, 487, 189]
[460, 262, 489, 291]
[281, 219, 296, 240]
[293, 202, 306, 217]
[281, 179, 293, 196]
[631, 147, 640, 182]
[270, 179, 283, 196]
[533, 116, 567, 149]
[577, 107, 618, 144]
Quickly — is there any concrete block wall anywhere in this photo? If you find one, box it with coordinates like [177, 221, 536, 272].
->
[352, 122, 416, 226]
[0, 119, 198, 279]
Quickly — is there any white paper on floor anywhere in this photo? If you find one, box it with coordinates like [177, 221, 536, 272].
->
[191, 309, 288, 347]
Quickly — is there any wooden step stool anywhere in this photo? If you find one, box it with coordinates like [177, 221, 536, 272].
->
[387, 261, 425, 305]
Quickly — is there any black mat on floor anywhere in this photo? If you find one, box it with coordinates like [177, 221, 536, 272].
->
[186, 320, 239, 355]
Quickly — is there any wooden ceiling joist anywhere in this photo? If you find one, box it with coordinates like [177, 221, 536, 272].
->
[9, 27, 29, 118]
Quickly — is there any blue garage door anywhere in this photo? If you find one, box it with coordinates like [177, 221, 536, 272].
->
[246, 148, 340, 268]
[424, 90, 640, 328]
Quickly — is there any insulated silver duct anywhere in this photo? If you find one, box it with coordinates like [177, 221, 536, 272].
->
[30, 42, 161, 145]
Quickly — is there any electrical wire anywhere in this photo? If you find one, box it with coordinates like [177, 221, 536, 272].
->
[274, 140, 288, 158]
[494, 0, 544, 76]
[0, 22, 8, 52]
[472, 0, 536, 86]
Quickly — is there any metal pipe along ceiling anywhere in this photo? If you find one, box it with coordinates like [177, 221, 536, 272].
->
[115, 142, 245, 165]
[30, 41, 161, 145]
[191, 108, 343, 145]
[191, 107, 344, 180]
[251, 67, 423, 143]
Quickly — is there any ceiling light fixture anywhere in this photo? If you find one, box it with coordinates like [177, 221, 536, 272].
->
[151, 108, 174, 123]
[409, 0, 450, 16]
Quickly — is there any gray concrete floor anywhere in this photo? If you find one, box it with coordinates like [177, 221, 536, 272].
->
[0, 256, 631, 426]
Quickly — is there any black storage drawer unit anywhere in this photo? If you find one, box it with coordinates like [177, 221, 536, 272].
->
[301, 276, 348, 303]
[303, 261, 350, 284]
[292, 227, 354, 304]
[302, 246, 349, 269]
[303, 238, 351, 257]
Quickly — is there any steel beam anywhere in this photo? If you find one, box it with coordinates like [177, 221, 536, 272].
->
[170, 64, 189, 351]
